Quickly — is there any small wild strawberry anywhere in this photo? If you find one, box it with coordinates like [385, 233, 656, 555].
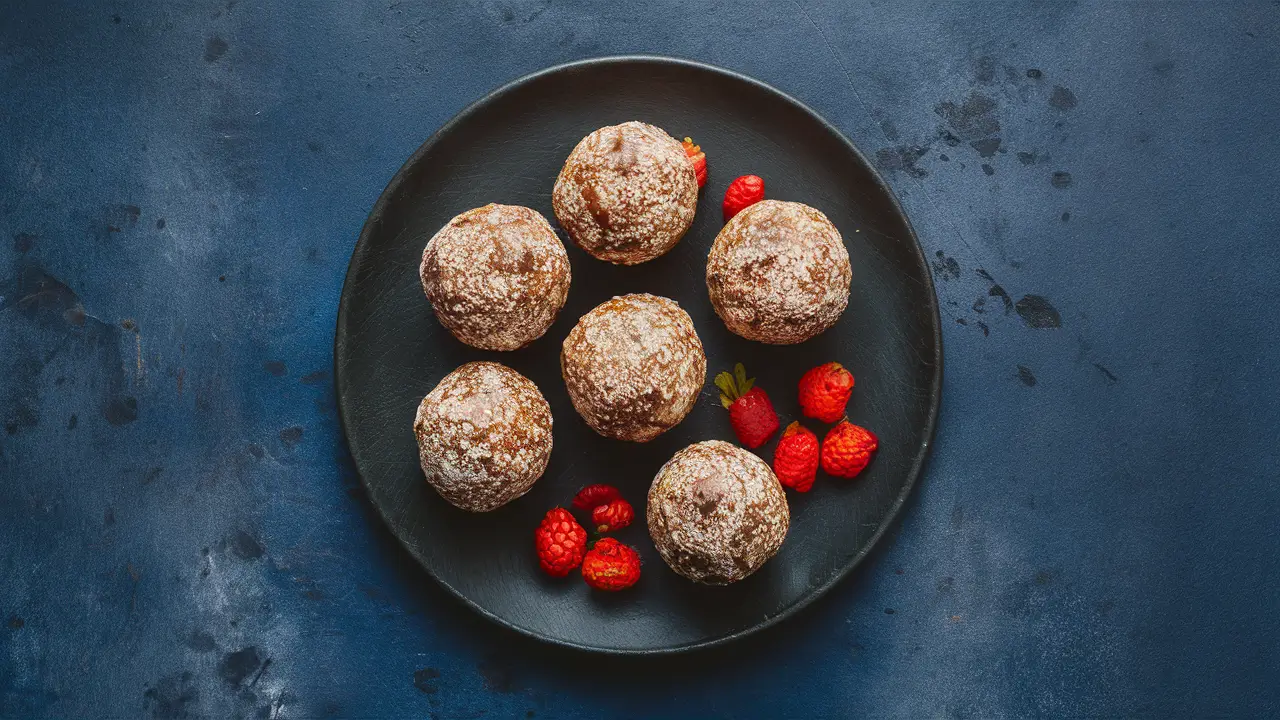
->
[773, 421, 821, 492]
[534, 508, 588, 577]
[581, 537, 641, 591]
[722, 175, 765, 221]
[715, 363, 780, 449]
[821, 422, 878, 479]
[572, 484, 621, 511]
[798, 362, 855, 423]
[592, 498, 635, 533]
[682, 137, 707, 188]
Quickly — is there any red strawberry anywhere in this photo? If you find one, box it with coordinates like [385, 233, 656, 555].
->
[534, 508, 588, 577]
[773, 421, 820, 492]
[722, 174, 765, 221]
[581, 537, 641, 591]
[682, 137, 707, 188]
[821, 422, 878, 479]
[591, 498, 634, 533]
[798, 362, 855, 423]
[572, 484, 621, 511]
[715, 363, 780, 449]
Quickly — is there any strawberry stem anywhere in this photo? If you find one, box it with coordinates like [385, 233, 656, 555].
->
[715, 363, 757, 408]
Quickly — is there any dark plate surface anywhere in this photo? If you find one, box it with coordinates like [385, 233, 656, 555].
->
[335, 56, 941, 654]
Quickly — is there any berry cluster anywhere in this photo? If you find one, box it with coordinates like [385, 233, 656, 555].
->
[717, 361, 879, 494]
[534, 484, 641, 591]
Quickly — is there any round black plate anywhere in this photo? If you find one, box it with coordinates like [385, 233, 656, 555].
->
[335, 56, 942, 654]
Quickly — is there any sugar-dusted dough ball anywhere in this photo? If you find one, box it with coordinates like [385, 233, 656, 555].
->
[560, 294, 705, 442]
[552, 121, 697, 265]
[706, 200, 851, 344]
[414, 361, 552, 512]
[420, 204, 571, 351]
[648, 440, 789, 584]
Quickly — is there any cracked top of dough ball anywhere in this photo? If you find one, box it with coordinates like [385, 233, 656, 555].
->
[414, 361, 552, 512]
[560, 294, 705, 442]
[552, 121, 697, 265]
[648, 440, 789, 584]
[706, 200, 851, 344]
[420, 204, 571, 351]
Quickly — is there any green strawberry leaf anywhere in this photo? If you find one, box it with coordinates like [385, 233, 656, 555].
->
[714, 371, 737, 400]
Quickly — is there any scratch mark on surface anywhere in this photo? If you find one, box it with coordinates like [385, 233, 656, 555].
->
[250, 657, 272, 687]
[791, 1, 861, 111]
[1094, 363, 1119, 384]
[126, 562, 141, 612]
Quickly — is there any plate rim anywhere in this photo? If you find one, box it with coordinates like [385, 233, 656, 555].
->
[334, 54, 944, 655]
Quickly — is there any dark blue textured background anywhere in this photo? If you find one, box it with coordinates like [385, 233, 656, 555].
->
[3, 1, 1278, 717]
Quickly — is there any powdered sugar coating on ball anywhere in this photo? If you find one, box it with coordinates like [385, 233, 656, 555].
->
[414, 362, 552, 512]
[552, 121, 698, 265]
[647, 440, 790, 585]
[706, 199, 852, 344]
[421, 204, 571, 351]
[561, 294, 706, 442]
